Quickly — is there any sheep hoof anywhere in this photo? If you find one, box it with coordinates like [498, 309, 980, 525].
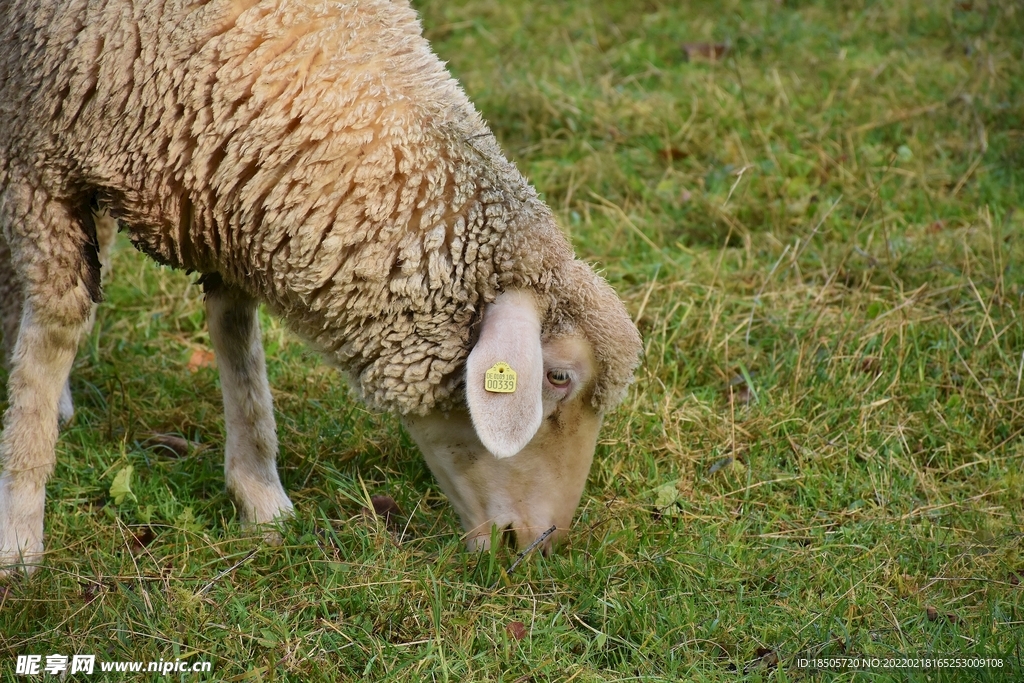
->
[231, 479, 294, 528]
[0, 477, 45, 580]
[257, 526, 285, 547]
[232, 481, 294, 547]
[241, 517, 290, 547]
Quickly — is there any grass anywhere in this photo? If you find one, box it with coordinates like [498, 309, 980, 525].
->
[1, 0, 1023, 680]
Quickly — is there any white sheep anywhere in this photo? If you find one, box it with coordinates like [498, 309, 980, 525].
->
[0, 0, 642, 576]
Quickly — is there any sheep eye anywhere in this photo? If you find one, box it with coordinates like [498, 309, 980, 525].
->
[547, 369, 572, 387]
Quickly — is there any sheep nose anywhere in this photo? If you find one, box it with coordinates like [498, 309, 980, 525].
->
[464, 522, 563, 554]
[515, 523, 561, 555]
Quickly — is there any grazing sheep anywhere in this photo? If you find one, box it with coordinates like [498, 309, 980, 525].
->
[0, 0, 642, 577]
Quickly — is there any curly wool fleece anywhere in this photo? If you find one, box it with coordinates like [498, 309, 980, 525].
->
[0, 0, 641, 414]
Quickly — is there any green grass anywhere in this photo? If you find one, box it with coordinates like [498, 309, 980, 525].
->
[2, 0, 1023, 680]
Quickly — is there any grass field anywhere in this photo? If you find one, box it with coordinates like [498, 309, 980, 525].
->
[2, 0, 1023, 680]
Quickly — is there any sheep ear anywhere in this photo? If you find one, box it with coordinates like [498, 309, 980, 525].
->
[465, 291, 544, 459]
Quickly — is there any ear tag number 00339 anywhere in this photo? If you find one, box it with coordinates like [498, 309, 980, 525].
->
[484, 362, 517, 393]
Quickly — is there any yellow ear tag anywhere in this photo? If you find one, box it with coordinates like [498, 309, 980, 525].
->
[484, 361, 517, 393]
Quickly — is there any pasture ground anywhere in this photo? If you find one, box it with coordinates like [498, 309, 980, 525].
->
[1, 0, 1023, 680]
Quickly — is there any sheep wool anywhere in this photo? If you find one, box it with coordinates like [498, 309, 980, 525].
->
[0, 0, 642, 416]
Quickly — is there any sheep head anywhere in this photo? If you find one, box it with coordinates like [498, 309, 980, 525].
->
[404, 286, 638, 554]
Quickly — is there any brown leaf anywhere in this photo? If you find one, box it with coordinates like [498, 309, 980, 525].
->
[1009, 571, 1021, 586]
[140, 433, 192, 458]
[746, 648, 778, 672]
[507, 620, 527, 641]
[728, 384, 752, 405]
[725, 372, 756, 406]
[362, 495, 403, 530]
[660, 146, 688, 161]
[682, 42, 730, 62]
[926, 220, 945, 234]
[130, 526, 156, 552]
[860, 357, 880, 374]
[925, 605, 961, 625]
[82, 582, 104, 604]
[187, 348, 216, 372]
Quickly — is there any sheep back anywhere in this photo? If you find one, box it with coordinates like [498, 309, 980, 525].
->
[0, 0, 638, 415]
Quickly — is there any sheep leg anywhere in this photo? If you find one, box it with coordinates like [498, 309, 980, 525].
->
[0, 239, 80, 427]
[204, 276, 294, 532]
[0, 185, 97, 577]
[0, 209, 114, 427]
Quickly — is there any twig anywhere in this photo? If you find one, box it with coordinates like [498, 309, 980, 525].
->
[951, 155, 983, 197]
[900, 489, 1005, 521]
[713, 476, 802, 501]
[723, 164, 753, 208]
[633, 264, 660, 326]
[196, 548, 258, 596]
[850, 101, 945, 134]
[507, 525, 557, 575]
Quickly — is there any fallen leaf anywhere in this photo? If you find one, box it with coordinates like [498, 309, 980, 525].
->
[653, 481, 681, 511]
[174, 506, 204, 533]
[507, 621, 527, 641]
[1009, 571, 1021, 586]
[708, 458, 749, 475]
[728, 384, 752, 405]
[860, 357, 880, 374]
[140, 433, 192, 458]
[187, 348, 216, 372]
[110, 465, 137, 505]
[81, 582, 104, 604]
[362, 495, 403, 530]
[926, 220, 945, 234]
[745, 648, 779, 673]
[725, 373, 756, 406]
[660, 146, 688, 161]
[682, 42, 730, 62]
[130, 526, 156, 552]
[924, 606, 961, 625]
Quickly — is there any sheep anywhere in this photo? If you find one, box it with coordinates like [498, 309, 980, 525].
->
[0, 0, 642, 577]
